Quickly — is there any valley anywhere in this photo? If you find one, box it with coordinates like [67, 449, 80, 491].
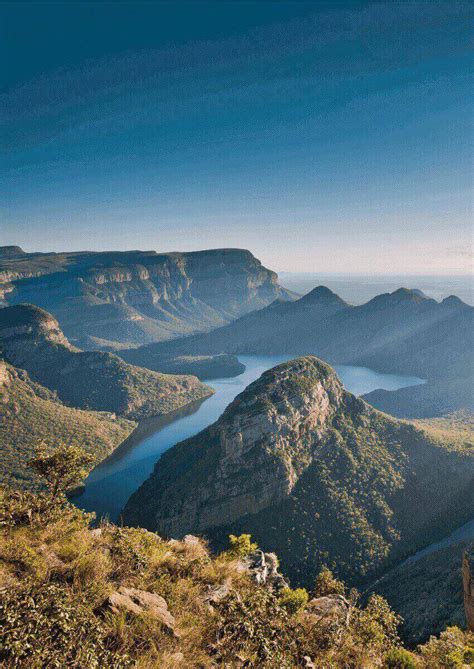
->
[123, 356, 473, 590]
[74, 355, 424, 521]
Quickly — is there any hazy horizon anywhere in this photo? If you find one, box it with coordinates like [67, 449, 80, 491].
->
[2, 1, 473, 274]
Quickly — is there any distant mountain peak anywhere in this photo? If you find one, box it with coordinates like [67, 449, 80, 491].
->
[441, 295, 467, 307]
[367, 287, 431, 308]
[299, 285, 347, 306]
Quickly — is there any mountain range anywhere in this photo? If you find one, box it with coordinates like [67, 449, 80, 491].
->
[123, 356, 474, 588]
[120, 285, 474, 417]
[0, 246, 294, 349]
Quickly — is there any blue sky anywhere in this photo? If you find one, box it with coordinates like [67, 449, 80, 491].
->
[1, 1, 472, 273]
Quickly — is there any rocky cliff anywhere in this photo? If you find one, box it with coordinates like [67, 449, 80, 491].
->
[0, 248, 294, 348]
[123, 356, 474, 587]
[0, 304, 213, 420]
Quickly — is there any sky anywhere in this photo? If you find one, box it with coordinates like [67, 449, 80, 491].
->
[1, 1, 472, 274]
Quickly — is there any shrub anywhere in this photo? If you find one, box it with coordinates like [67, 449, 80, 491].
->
[417, 627, 473, 668]
[0, 583, 131, 668]
[314, 566, 345, 597]
[29, 443, 94, 500]
[278, 587, 309, 614]
[225, 533, 258, 558]
[384, 646, 418, 668]
[353, 594, 400, 653]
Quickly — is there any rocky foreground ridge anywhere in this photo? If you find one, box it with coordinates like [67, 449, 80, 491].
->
[0, 304, 213, 420]
[3, 488, 471, 668]
[0, 247, 294, 348]
[124, 356, 474, 588]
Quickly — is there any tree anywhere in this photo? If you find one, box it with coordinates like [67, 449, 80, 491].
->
[29, 443, 94, 501]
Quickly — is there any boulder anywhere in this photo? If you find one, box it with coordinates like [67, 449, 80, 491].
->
[106, 586, 179, 636]
[203, 580, 232, 606]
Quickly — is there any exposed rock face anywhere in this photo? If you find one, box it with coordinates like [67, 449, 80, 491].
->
[306, 595, 350, 624]
[464, 544, 474, 631]
[123, 356, 474, 588]
[244, 550, 289, 592]
[0, 304, 213, 420]
[125, 357, 344, 536]
[0, 248, 294, 348]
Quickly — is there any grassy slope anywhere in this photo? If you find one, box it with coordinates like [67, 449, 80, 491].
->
[0, 362, 135, 490]
[1, 493, 471, 668]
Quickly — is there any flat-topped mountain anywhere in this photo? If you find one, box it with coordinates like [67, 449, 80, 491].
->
[0, 247, 294, 348]
[0, 304, 213, 420]
[123, 357, 474, 587]
[125, 286, 473, 417]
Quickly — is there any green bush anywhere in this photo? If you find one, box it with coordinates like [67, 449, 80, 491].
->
[417, 627, 474, 668]
[384, 647, 418, 668]
[226, 533, 258, 558]
[0, 583, 130, 668]
[278, 587, 309, 614]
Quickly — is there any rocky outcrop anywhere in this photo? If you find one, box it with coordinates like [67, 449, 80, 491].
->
[0, 304, 213, 420]
[123, 356, 474, 589]
[0, 248, 294, 347]
[463, 544, 474, 631]
[106, 587, 178, 636]
[244, 550, 288, 592]
[306, 595, 350, 624]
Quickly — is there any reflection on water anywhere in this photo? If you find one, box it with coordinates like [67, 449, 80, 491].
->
[73, 355, 425, 521]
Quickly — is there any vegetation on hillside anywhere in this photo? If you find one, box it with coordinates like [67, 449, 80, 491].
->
[123, 358, 474, 593]
[0, 447, 471, 668]
[411, 410, 474, 454]
[0, 304, 214, 420]
[0, 361, 135, 490]
[371, 540, 470, 646]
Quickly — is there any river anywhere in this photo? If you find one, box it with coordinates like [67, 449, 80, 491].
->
[73, 355, 424, 521]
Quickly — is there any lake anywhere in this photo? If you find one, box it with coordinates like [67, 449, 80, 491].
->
[73, 355, 424, 521]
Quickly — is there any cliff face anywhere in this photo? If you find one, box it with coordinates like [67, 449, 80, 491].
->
[0, 248, 293, 348]
[126, 357, 344, 537]
[123, 356, 474, 587]
[0, 304, 213, 420]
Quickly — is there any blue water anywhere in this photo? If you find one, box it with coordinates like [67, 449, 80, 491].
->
[73, 355, 424, 521]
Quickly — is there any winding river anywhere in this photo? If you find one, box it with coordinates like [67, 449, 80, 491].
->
[73, 355, 424, 522]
